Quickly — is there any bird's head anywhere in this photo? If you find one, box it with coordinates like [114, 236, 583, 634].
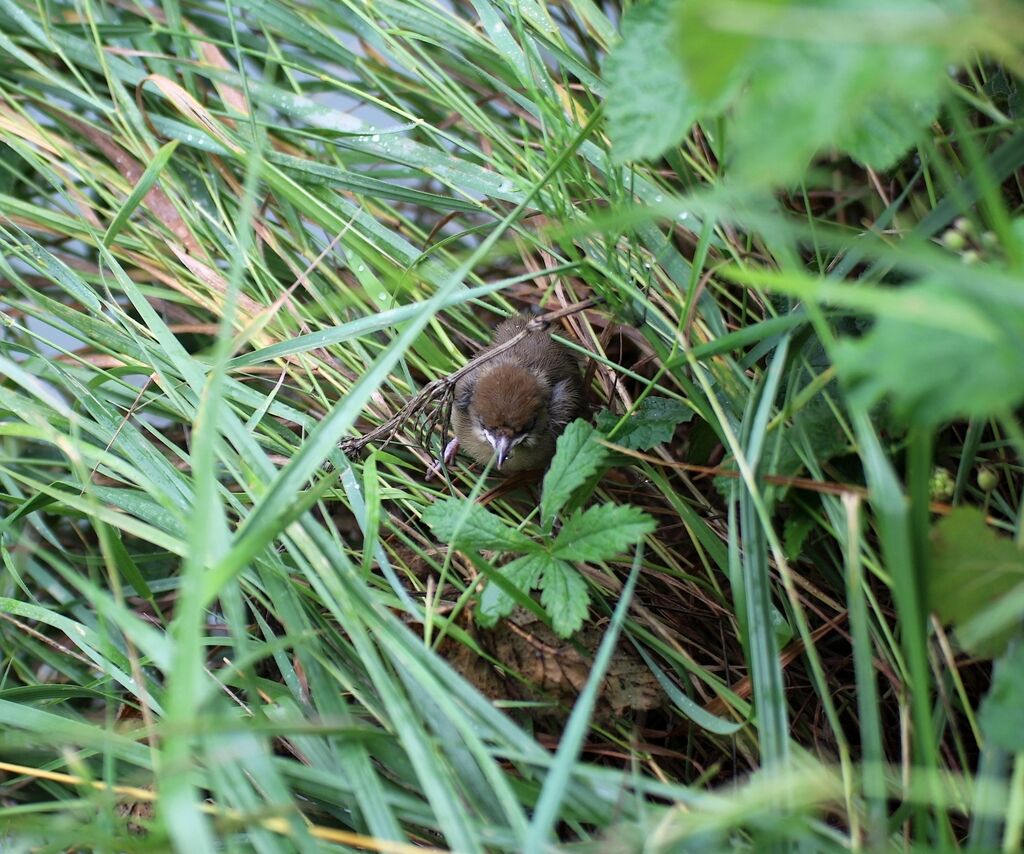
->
[468, 364, 548, 469]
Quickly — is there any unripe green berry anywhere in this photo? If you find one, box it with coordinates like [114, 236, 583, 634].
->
[977, 466, 999, 492]
[961, 249, 980, 265]
[941, 229, 966, 251]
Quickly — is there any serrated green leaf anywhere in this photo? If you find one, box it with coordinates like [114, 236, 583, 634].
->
[835, 281, 1024, 425]
[539, 559, 590, 638]
[840, 95, 940, 171]
[602, 0, 697, 164]
[596, 396, 693, 450]
[783, 512, 815, 562]
[610, 0, 960, 181]
[552, 504, 656, 563]
[541, 420, 609, 525]
[421, 497, 535, 552]
[927, 507, 1024, 658]
[775, 392, 851, 479]
[718, 2, 958, 186]
[477, 552, 551, 627]
[978, 644, 1024, 751]
[674, 0, 785, 104]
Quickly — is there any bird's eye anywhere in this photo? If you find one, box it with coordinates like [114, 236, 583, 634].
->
[524, 417, 537, 432]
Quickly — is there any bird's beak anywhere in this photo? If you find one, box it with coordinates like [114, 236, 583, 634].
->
[491, 434, 512, 469]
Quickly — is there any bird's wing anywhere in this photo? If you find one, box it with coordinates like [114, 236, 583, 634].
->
[548, 376, 583, 431]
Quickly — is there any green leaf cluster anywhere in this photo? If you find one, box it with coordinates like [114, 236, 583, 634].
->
[422, 421, 654, 636]
[604, 0, 967, 183]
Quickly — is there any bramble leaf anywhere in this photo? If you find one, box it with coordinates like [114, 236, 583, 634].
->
[726, 26, 951, 185]
[422, 498, 535, 552]
[539, 559, 590, 637]
[783, 512, 816, 562]
[840, 96, 940, 172]
[606, 0, 963, 182]
[673, 0, 778, 104]
[602, 0, 697, 163]
[541, 420, 609, 524]
[978, 645, 1024, 751]
[927, 507, 1024, 658]
[835, 281, 1024, 425]
[477, 552, 550, 627]
[596, 396, 693, 451]
[552, 504, 655, 563]
[774, 392, 852, 480]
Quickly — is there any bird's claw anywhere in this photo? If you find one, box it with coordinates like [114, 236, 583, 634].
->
[425, 437, 459, 481]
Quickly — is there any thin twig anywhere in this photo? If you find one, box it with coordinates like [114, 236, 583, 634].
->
[599, 441, 978, 518]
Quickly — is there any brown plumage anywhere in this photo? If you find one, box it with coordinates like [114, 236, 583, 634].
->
[451, 314, 585, 473]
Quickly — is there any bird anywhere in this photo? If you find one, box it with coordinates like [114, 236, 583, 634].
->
[439, 313, 585, 474]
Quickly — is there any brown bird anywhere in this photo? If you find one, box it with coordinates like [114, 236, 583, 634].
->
[440, 314, 585, 474]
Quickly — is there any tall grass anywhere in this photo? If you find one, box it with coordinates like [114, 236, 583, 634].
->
[0, 0, 1021, 851]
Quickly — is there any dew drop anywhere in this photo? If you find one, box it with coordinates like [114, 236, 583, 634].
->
[653, 194, 663, 203]
[678, 212, 689, 221]
[377, 293, 388, 302]
[357, 264, 366, 272]
[370, 134, 380, 142]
